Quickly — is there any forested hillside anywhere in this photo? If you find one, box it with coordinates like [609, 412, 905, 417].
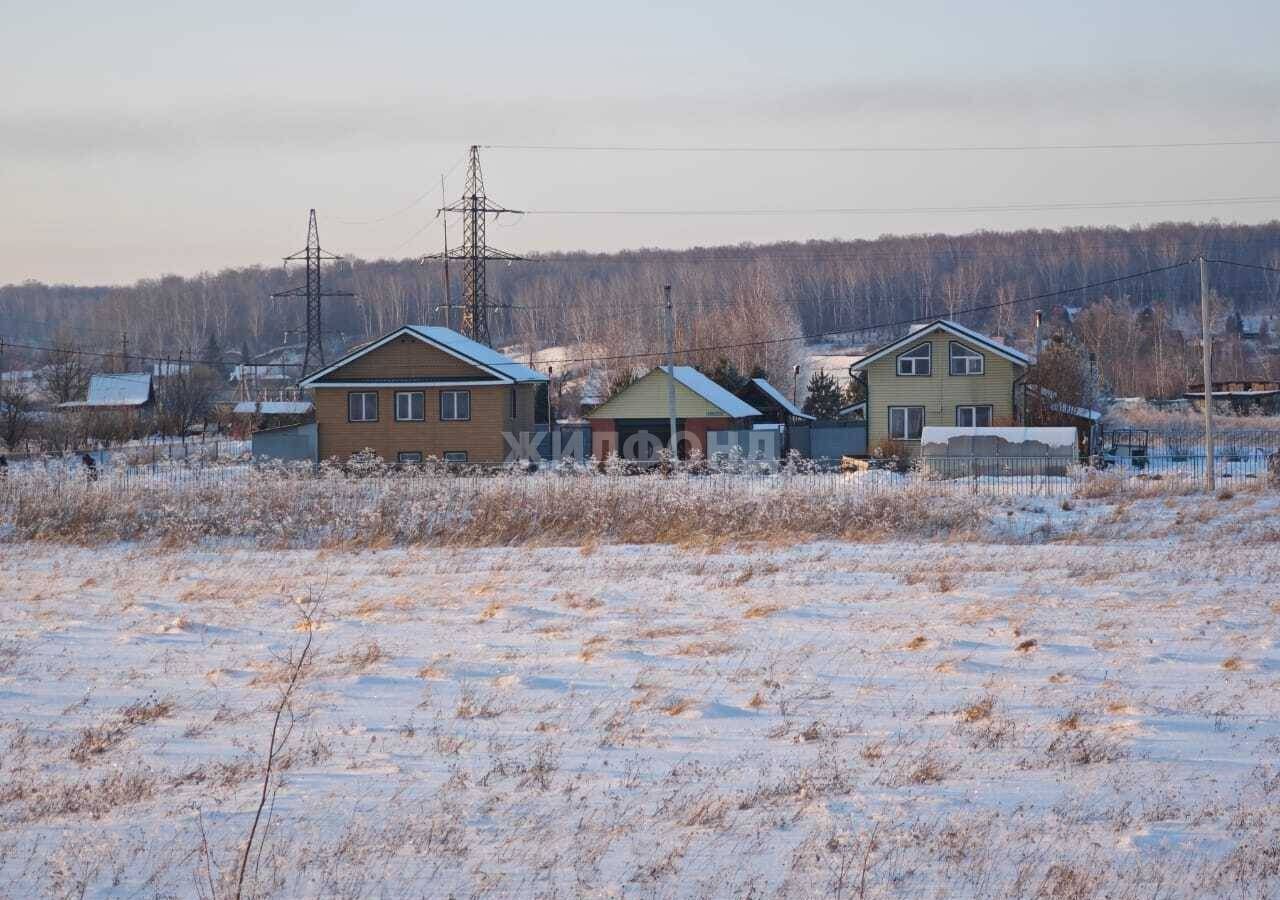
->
[4, 220, 1279, 397]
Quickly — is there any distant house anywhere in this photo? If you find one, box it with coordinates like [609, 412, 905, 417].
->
[297, 325, 547, 464]
[59, 372, 154, 411]
[848, 320, 1030, 451]
[230, 364, 295, 383]
[1184, 381, 1280, 415]
[586, 366, 761, 461]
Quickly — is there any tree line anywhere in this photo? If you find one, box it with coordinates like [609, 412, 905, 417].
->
[3, 219, 1279, 403]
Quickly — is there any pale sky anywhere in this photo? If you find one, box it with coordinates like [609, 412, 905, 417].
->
[3, 0, 1279, 285]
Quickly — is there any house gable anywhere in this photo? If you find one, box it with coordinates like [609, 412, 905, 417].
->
[857, 322, 1026, 449]
[304, 330, 507, 386]
[589, 369, 737, 419]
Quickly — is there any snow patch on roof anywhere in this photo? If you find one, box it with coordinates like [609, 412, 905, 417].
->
[84, 373, 152, 407]
[659, 367, 760, 418]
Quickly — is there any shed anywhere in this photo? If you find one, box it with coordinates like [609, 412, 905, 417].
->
[252, 422, 318, 463]
[586, 366, 761, 461]
[1184, 381, 1280, 415]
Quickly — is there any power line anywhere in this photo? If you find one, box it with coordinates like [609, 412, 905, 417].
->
[470, 259, 1195, 369]
[519, 194, 1280, 217]
[1, 257, 1254, 376]
[0, 338, 300, 370]
[483, 138, 1280, 153]
[1204, 257, 1280, 274]
[333, 154, 468, 226]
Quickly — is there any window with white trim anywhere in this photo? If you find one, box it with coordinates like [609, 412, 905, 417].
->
[443, 451, 468, 463]
[395, 391, 425, 421]
[440, 390, 471, 421]
[888, 406, 925, 440]
[347, 391, 378, 422]
[896, 343, 931, 376]
[956, 405, 993, 427]
[397, 451, 423, 464]
[949, 342, 985, 375]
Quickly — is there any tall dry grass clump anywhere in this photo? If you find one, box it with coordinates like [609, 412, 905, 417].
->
[1, 463, 989, 548]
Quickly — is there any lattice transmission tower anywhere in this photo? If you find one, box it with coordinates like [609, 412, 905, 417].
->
[425, 146, 523, 345]
[272, 209, 354, 375]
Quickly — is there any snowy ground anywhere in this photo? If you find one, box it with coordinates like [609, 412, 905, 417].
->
[2, 492, 1280, 898]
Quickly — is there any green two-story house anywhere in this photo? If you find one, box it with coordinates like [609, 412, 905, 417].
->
[850, 319, 1031, 451]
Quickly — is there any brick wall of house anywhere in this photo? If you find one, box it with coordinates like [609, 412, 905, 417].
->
[311, 332, 538, 464]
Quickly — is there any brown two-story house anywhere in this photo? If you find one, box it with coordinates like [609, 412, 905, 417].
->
[298, 325, 547, 464]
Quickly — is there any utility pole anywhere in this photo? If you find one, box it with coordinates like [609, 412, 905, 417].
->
[425, 146, 524, 345]
[440, 174, 451, 330]
[1034, 309, 1043, 360]
[664, 285, 678, 459]
[1199, 256, 1216, 492]
[546, 365, 554, 432]
[271, 209, 355, 376]
[120, 332, 129, 373]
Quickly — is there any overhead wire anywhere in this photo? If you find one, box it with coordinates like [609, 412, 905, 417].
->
[517, 194, 1280, 217]
[482, 139, 1280, 153]
[2, 257, 1266, 375]
[333, 154, 468, 226]
[458, 260, 1195, 369]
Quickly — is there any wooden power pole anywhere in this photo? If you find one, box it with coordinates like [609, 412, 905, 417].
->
[664, 285, 678, 459]
[1199, 256, 1216, 492]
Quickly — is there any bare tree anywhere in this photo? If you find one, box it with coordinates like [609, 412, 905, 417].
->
[38, 340, 93, 404]
[0, 387, 35, 450]
[155, 364, 222, 437]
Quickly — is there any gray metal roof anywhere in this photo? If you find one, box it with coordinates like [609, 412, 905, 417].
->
[405, 327, 548, 382]
[84, 373, 152, 407]
[301, 326, 548, 387]
[750, 377, 815, 420]
[659, 366, 761, 418]
[233, 401, 314, 415]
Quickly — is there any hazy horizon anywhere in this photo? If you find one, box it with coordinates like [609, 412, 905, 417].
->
[4, 0, 1279, 285]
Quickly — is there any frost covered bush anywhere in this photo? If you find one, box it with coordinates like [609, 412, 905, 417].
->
[1, 464, 990, 547]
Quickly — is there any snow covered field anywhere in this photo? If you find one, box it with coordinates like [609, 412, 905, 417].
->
[3, 490, 1280, 897]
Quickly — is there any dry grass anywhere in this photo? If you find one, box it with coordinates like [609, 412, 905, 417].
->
[2, 465, 993, 548]
[676, 640, 737, 657]
[959, 696, 995, 723]
[69, 695, 173, 763]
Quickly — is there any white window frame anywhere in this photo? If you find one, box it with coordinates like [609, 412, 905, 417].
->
[956, 405, 994, 428]
[949, 342, 985, 376]
[896, 342, 932, 376]
[397, 451, 423, 464]
[443, 451, 468, 463]
[347, 391, 378, 422]
[888, 406, 925, 441]
[395, 391, 425, 422]
[440, 390, 471, 421]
